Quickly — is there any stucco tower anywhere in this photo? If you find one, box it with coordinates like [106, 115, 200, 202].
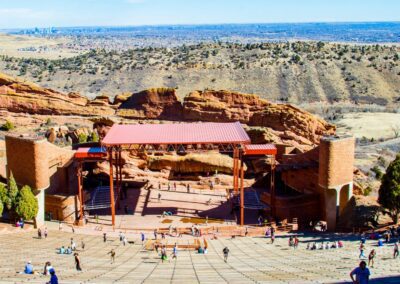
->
[318, 135, 355, 231]
[5, 136, 50, 226]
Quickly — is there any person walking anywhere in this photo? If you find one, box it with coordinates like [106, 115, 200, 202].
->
[187, 183, 190, 193]
[368, 249, 376, 268]
[81, 240, 85, 250]
[38, 228, 42, 239]
[44, 227, 48, 238]
[173, 182, 177, 191]
[359, 243, 366, 259]
[350, 261, 370, 284]
[141, 232, 145, 244]
[108, 249, 116, 264]
[394, 241, 399, 259]
[154, 229, 158, 240]
[158, 181, 161, 191]
[171, 243, 178, 260]
[161, 245, 167, 263]
[294, 237, 299, 249]
[103, 233, 107, 243]
[158, 192, 161, 202]
[123, 236, 128, 246]
[271, 232, 275, 244]
[74, 253, 82, 271]
[223, 247, 229, 262]
[71, 238, 76, 251]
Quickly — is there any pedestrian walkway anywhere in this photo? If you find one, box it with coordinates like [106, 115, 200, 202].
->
[0, 230, 399, 283]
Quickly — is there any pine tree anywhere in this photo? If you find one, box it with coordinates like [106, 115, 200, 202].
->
[379, 154, 400, 224]
[15, 186, 38, 221]
[7, 173, 19, 210]
[0, 183, 6, 216]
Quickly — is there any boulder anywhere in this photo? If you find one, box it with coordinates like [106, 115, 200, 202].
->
[146, 152, 241, 174]
[116, 87, 183, 120]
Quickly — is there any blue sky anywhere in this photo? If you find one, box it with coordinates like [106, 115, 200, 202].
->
[0, 0, 399, 29]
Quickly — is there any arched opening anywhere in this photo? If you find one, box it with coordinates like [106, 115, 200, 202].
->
[339, 184, 351, 215]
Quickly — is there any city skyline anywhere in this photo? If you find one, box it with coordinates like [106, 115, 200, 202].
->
[0, 0, 399, 29]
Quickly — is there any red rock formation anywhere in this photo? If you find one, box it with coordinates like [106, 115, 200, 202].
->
[183, 90, 268, 123]
[183, 90, 335, 147]
[0, 73, 114, 116]
[116, 88, 183, 120]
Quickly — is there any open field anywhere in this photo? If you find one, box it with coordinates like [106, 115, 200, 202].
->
[0, 33, 79, 59]
[336, 112, 400, 140]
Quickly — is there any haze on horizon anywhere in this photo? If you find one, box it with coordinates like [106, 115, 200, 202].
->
[0, 0, 399, 30]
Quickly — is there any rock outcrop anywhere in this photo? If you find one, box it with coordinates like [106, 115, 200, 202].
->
[146, 152, 245, 174]
[183, 90, 335, 148]
[0, 73, 114, 116]
[116, 88, 183, 120]
[183, 90, 268, 123]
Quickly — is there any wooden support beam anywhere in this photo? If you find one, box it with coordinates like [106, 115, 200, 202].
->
[109, 148, 115, 228]
[240, 152, 244, 226]
[77, 162, 83, 221]
[270, 155, 276, 219]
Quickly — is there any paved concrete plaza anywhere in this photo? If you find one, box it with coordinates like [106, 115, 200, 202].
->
[0, 229, 399, 283]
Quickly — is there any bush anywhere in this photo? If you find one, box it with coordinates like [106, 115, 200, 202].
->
[7, 173, 19, 210]
[15, 185, 38, 221]
[78, 133, 88, 143]
[90, 131, 99, 142]
[371, 166, 383, 180]
[1, 120, 15, 131]
[363, 186, 373, 196]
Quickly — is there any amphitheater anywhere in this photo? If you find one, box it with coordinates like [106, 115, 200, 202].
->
[0, 227, 399, 284]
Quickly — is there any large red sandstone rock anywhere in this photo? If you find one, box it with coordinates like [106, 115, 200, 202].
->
[0, 73, 114, 116]
[116, 88, 183, 120]
[183, 90, 335, 147]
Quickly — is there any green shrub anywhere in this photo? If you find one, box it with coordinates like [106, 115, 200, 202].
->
[78, 133, 88, 143]
[15, 185, 38, 221]
[90, 131, 99, 142]
[363, 186, 372, 196]
[1, 120, 15, 131]
[371, 166, 383, 180]
[7, 173, 19, 210]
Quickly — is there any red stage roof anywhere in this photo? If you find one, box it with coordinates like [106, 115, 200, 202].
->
[102, 122, 251, 146]
[244, 144, 277, 155]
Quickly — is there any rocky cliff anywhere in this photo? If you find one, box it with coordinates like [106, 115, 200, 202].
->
[183, 90, 335, 148]
[0, 72, 335, 149]
[0, 73, 114, 116]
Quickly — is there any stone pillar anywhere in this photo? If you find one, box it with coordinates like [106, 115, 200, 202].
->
[34, 189, 45, 226]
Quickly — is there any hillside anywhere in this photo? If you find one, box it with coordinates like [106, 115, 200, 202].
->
[0, 42, 399, 106]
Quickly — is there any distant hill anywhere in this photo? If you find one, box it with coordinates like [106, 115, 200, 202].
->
[0, 41, 399, 106]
